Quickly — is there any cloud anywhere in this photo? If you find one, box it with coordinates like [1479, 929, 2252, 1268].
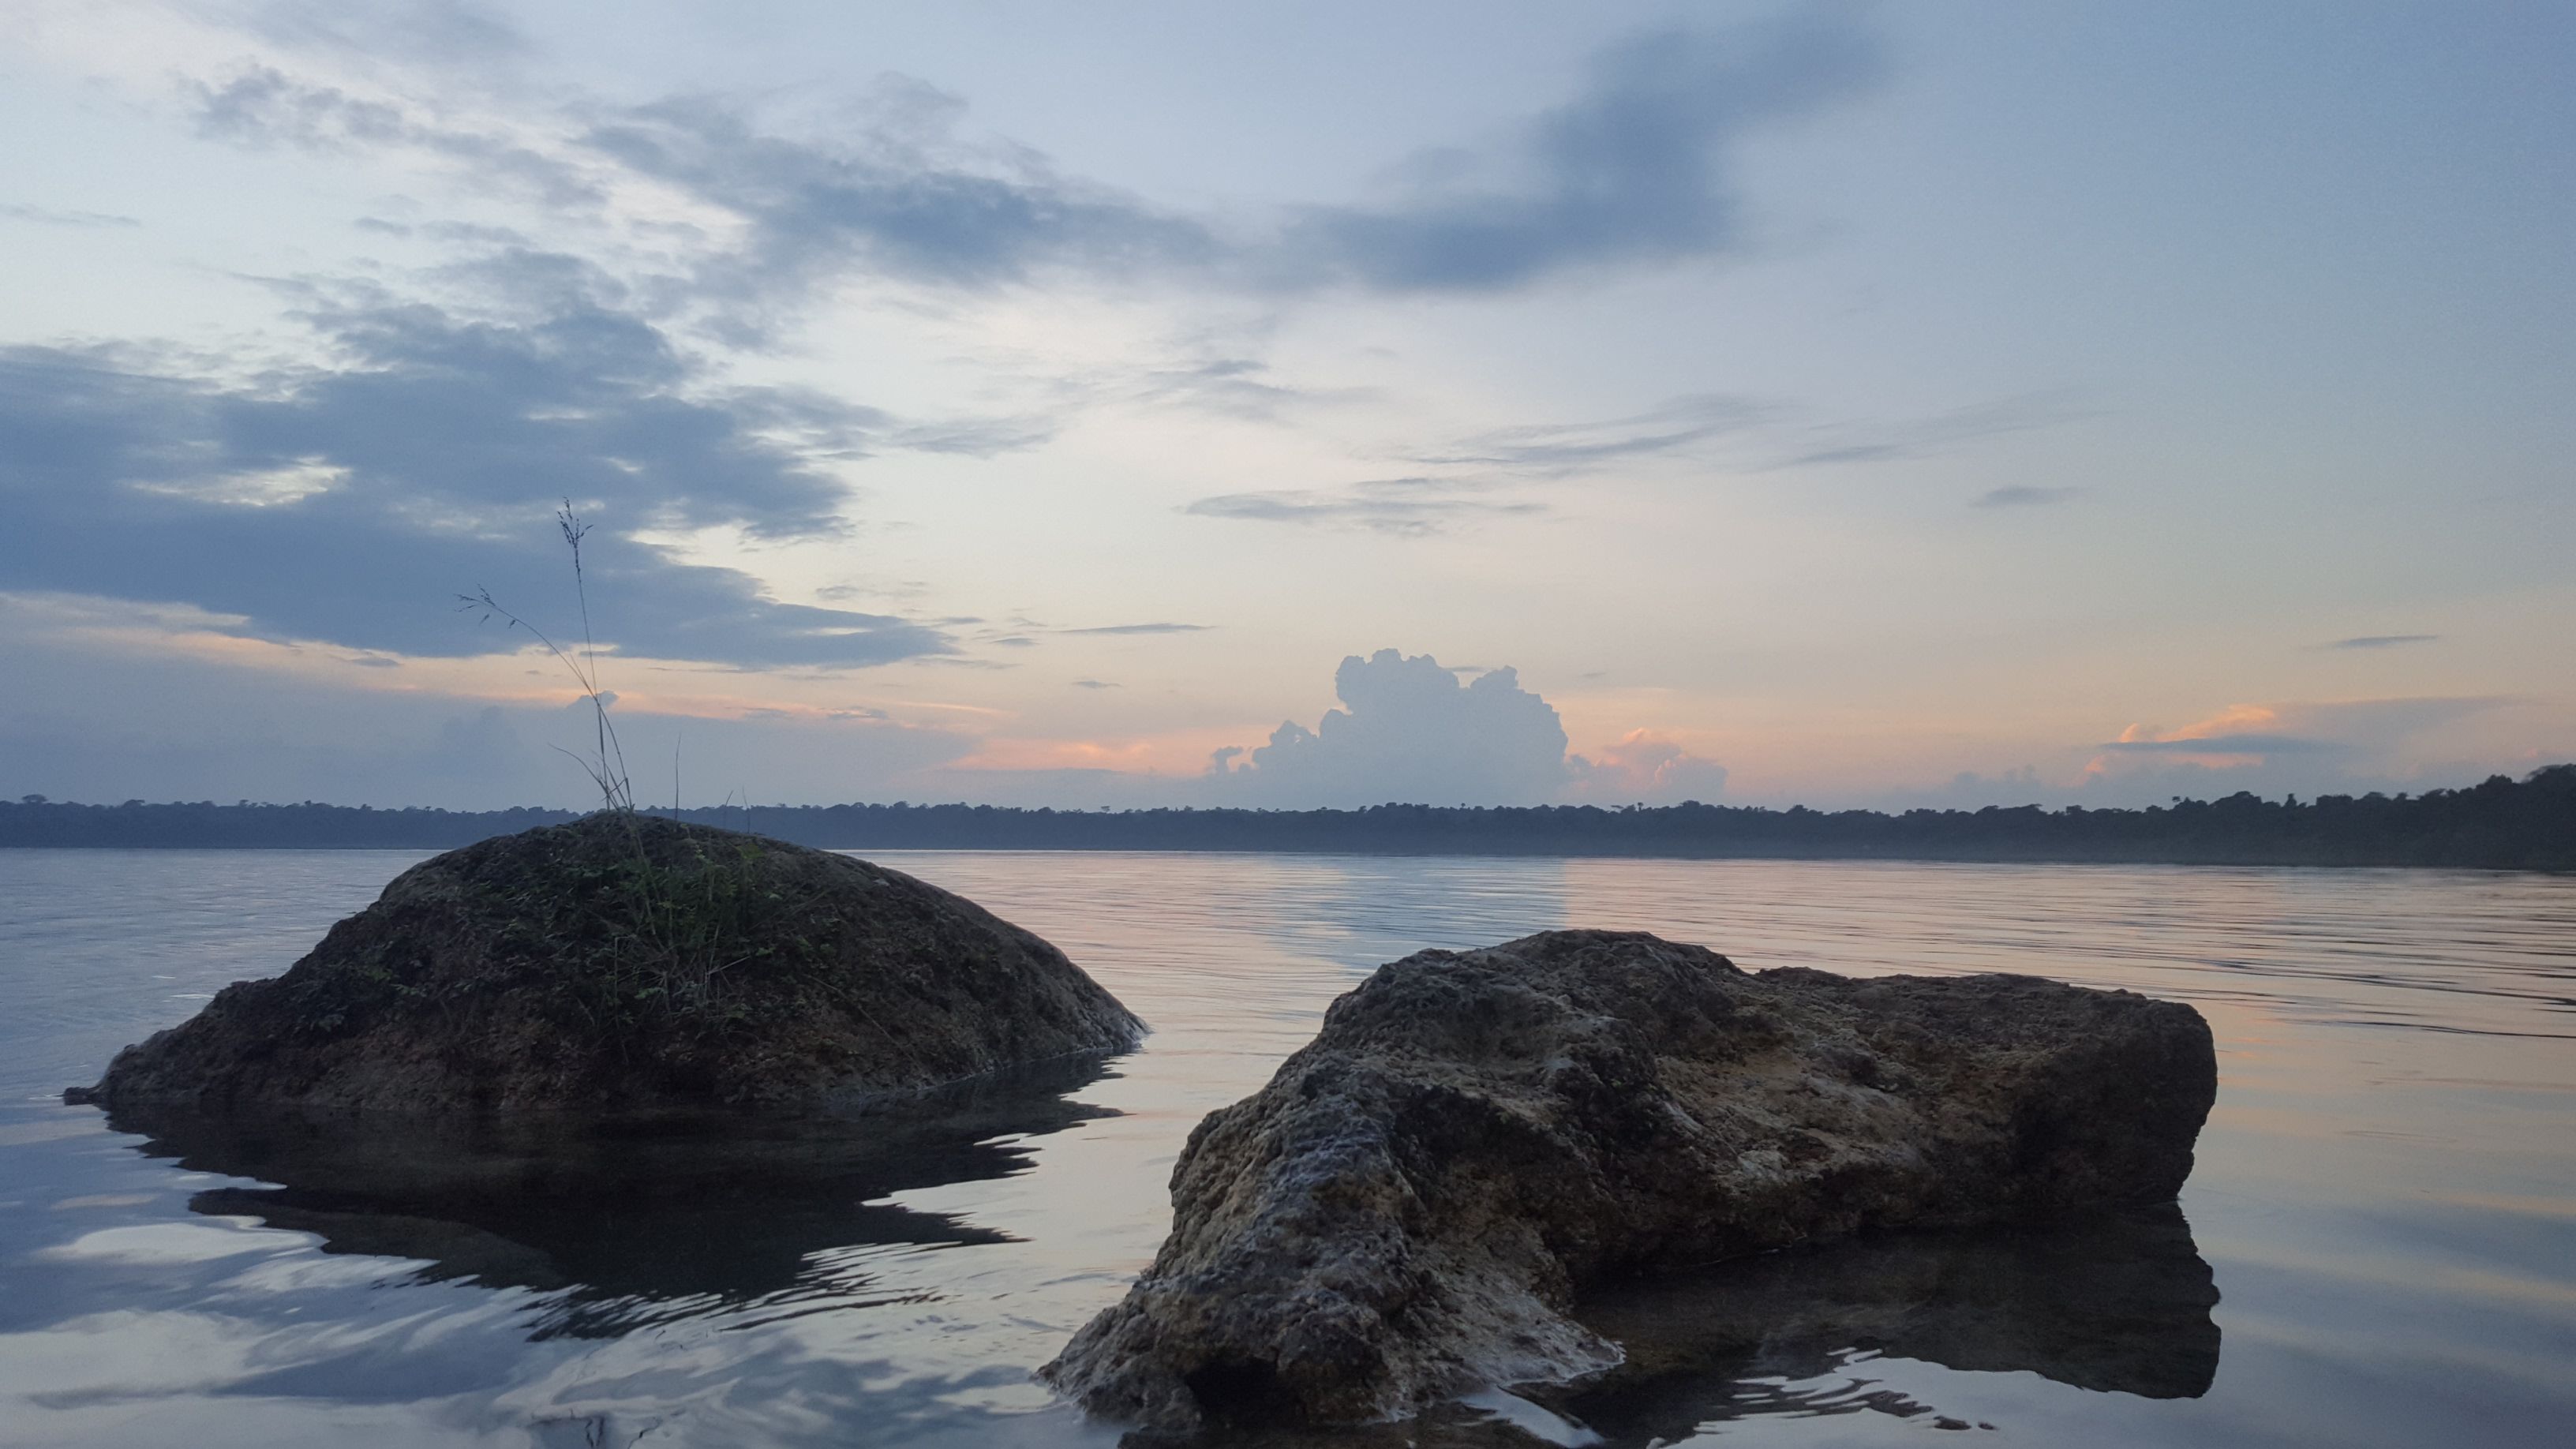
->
[1211, 649, 1571, 805]
[585, 9, 1882, 305]
[1414, 395, 1766, 475]
[582, 87, 1221, 321]
[0, 203, 141, 229]
[189, 65, 597, 208]
[0, 282, 988, 667]
[2323, 634, 2439, 650]
[248, 0, 530, 66]
[2100, 732, 2344, 756]
[1186, 477, 1543, 537]
[0, 593, 981, 809]
[1776, 395, 2083, 470]
[1271, 10, 1885, 291]
[1204, 649, 1728, 807]
[1972, 485, 2081, 508]
[1070, 679, 1118, 690]
[178, 10, 1884, 310]
[1397, 391, 2078, 485]
[2076, 698, 2521, 806]
[878, 413, 1060, 456]
[1567, 729, 1730, 804]
[1056, 622, 1213, 635]
[1124, 355, 1375, 422]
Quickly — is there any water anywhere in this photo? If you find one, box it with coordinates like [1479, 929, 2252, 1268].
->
[0, 850, 2570, 1447]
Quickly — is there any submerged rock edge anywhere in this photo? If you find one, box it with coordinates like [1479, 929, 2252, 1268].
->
[1041, 928, 2216, 1431]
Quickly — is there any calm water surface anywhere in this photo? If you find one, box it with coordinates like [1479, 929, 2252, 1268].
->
[0, 851, 2570, 1447]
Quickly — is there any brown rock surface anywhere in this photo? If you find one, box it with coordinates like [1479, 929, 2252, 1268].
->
[1043, 929, 2215, 1431]
[70, 813, 1142, 1114]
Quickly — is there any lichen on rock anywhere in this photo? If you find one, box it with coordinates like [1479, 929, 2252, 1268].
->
[1043, 929, 2215, 1431]
[69, 813, 1143, 1115]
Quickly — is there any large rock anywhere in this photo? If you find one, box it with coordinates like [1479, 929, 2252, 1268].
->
[1043, 930, 2215, 1430]
[70, 814, 1143, 1114]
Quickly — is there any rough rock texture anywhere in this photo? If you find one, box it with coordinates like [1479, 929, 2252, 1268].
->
[73, 814, 1142, 1114]
[1043, 930, 2215, 1431]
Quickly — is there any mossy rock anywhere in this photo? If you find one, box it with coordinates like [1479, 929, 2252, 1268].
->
[72, 814, 1144, 1114]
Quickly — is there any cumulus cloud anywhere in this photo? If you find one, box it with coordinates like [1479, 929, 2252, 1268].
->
[1567, 729, 1731, 804]
[1211, 650, 1568, 805]
[1207, 648, 1726, 807]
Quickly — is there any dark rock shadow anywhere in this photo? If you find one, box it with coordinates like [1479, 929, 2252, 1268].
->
[1149, 1202, 2221, 1448]
[103, 1054, 1123, 1340]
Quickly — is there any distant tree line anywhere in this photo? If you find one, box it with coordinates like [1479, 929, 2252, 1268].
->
[4, 766, 2571, 870]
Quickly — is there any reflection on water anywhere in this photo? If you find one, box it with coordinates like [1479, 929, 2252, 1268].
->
[1170, 1205, 2222, 1449]
[0, 849, 2570, 1447]
[107, 1059, 1118, 1342]
[1555, 1204, 2220, 1443]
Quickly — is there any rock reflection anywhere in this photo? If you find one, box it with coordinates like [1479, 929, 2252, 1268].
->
[105, 1057, 1119, 1341]
[1160, 1204, 2219, 1449]
[1543, 1201, 2222, 1443]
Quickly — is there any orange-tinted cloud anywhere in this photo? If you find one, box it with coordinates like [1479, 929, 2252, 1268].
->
[1567, 728, 1729, 803]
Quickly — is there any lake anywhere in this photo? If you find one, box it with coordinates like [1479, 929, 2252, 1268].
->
[1, 850, 2570, 1447]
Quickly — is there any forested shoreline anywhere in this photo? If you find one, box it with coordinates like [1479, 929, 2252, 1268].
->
[5, 766, 2570, 869]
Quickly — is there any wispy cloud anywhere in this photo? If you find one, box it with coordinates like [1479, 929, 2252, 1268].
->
[1414, 395, 1766, 475]
[2323, 634, 2439, 650]
[1972, 484, 2081, 508]
[0, 202, 142, 229]
[583, 85, 1221, 319]
[1186, 476, 1544, 537]
[247, 0, 531, 66]
[1056, 622, 1215, 636]
[1124, 354, 1377, 421]
[171, 8, 1889, 313]
[1399, 390, 2082, 484]
[1269, 12, 1886, 292]
[1776, 395, 2084, 470]
[2096, 698, 2511, 762]
[2100, 732, 2345, 755]
[189, 64, 598, 208]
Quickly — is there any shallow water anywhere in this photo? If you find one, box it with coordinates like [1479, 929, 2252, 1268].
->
[0, 849, 2570, 1447]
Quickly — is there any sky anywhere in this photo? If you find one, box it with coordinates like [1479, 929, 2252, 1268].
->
[2, 0, 2570, 811]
